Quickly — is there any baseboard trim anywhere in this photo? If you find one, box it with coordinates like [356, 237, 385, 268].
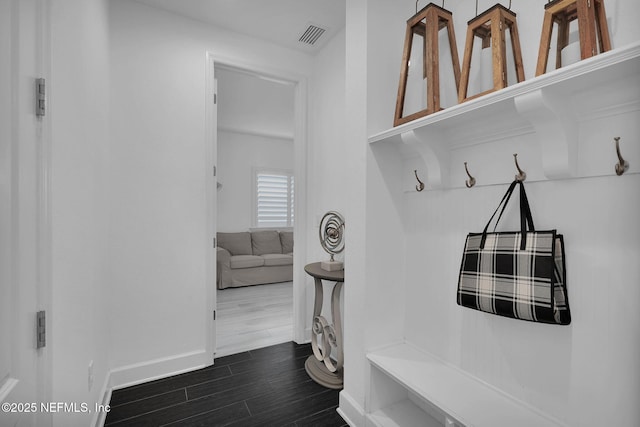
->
[92, 350, 211, 426]
[93, 370, 112, 427]
[295, 328, 311, 345]
[294, 326, 312, 344]
[108, 349, 210, 391]
[338, 390, 366, 427]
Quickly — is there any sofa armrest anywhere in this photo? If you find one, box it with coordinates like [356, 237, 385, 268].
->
[216, 247, 232, 289]
[216, 247, 231, 266]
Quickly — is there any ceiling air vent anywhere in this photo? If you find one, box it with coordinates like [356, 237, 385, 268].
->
[298, 24, 326, 46]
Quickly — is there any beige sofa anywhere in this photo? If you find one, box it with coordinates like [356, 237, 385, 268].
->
[216, 230, 293, 289]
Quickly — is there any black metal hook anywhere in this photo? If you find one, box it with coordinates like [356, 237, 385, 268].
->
[614, 137, 629, 176]
[513, 153, 526, 181]
[464, 162, 476, 188]
[414, 170, 425, 192]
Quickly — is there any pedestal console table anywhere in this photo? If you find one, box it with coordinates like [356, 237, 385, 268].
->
[304, 262, 344, 389]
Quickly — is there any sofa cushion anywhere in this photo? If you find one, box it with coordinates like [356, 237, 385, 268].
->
[262, 254, 293, 267]
[218, 232, 252, 255]
[229, 255, 264, 269]
[251, 230, 282, 255]
[280, 231, 294, 254]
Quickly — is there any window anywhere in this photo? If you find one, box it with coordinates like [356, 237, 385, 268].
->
[255, 170, 294, 228]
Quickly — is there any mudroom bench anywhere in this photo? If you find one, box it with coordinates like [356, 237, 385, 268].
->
[367, 343, 566, 427]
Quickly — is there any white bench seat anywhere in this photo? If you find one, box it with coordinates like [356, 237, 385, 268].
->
[367, 343, 565, 427]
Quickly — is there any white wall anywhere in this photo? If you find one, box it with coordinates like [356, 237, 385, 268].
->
[302, 27, 352, 342]
[340, 1, 370, 423]
[107, 0, 312, 380]
[50, 0, 112, 425]
[307, 26, 348, 265]
[217, 130, 293, 231]
[342, 0, 640, 425]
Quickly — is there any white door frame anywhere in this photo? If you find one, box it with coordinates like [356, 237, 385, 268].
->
[0, 0, 52, 426]
[204, 52, 217, 361]
[204, 53, 309, 359]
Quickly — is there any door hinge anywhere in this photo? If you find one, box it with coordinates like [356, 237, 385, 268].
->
[36, 310, 46, 348]
[214, 93, 217, 104]
[213, 165, 217, 176]
[213, 237, 217, 248]
[213, 310, 216, 321]
[36, 78, 46, 117]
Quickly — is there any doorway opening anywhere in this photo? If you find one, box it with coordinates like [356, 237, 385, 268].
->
[212, 62, 307, 357]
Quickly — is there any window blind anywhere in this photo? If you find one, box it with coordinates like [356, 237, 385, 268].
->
[256, 172, 294, 227]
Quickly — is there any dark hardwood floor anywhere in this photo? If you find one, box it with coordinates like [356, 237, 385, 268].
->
[105, 342, 347, 426]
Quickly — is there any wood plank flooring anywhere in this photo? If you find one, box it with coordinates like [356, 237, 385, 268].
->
[105, 342, 347, 426]
[216, 282, 293, 357]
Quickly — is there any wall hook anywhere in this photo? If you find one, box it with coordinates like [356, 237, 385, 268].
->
[464, 162, 476, 188]
[513, 153, 527, 181]
[614, 137, 629, 176]
[414, 170, 425, 192]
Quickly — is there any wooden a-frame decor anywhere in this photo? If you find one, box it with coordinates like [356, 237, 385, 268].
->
[458, 3, 525, 103]
[394, 2, 461, 127]
[535, 0, 611, 76]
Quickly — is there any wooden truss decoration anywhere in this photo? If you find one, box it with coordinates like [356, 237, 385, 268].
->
[458, 4, 525, 103]
[394, 2, 461, 127]
[535, 0, 611, 76]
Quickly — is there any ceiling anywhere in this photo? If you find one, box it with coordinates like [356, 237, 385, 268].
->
[133, 0, 346, 54]
[130, 0, 345, 138]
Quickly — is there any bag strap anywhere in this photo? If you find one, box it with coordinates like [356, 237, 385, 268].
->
[480, 180, 535, 250]
[480, 180, 518, 249]
[519, 180, 535, 233]
[495, 180, 535, 232]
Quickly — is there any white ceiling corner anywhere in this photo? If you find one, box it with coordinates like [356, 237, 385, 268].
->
[132, 0, 346, 55]
[128, 0, 345, 138]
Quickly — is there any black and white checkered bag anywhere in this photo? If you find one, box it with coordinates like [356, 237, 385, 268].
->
[457, 180, 571, 325]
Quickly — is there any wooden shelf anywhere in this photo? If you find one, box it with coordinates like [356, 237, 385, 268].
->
[369, 41, 640, 190]
[367, 343, 567, 427]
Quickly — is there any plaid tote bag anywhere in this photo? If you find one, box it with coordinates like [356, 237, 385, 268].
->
[457, 180, 571, 325]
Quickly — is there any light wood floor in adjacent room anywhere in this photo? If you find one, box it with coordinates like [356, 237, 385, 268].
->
[216, 281, 293, 357]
